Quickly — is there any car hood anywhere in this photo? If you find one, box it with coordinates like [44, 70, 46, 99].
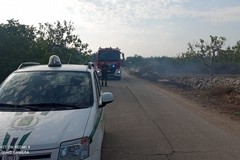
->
[0, 108, 91, 150]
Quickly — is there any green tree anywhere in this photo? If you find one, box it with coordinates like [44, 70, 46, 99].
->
[232, 41, 240, 63]
[36, 21, 91, 63]
[0, 19, 36, 81]
[0, 19, 92, 82]
[185, 35, 226, 76]
[126, 54, 144, 69]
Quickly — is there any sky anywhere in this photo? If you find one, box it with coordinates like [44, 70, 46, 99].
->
[1, 0, 240, 57]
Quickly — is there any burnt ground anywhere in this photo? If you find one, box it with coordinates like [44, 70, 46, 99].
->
[130, 71, 240, 121]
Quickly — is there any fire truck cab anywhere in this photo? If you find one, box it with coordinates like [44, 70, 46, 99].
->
[95, 47, 124, 80]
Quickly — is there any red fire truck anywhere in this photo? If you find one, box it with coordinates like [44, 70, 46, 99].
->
[95, 47, 124, 80]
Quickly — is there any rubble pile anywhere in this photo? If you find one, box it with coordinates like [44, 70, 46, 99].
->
[169, 75, 240, 91]
[142, 72, 240, 92]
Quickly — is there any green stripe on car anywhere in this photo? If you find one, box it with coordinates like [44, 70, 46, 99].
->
[89, 109, 103, 143]
[2, 132, 10, 146]
[18, 132, 31, 146]
[2, 132, 32, 147]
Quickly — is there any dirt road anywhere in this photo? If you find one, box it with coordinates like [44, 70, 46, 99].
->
[102, 72, 240, 160]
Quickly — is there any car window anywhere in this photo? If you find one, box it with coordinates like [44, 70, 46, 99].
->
[0, 71, 93, 109]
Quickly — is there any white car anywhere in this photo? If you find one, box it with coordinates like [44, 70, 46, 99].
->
[0, 55, 113, 160]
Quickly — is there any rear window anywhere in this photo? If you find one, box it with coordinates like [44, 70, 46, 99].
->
[0, 71, 93, 108]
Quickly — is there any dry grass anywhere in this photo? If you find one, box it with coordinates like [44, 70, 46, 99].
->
[190, 87, 240, 118]
[205, 87, 234, 97]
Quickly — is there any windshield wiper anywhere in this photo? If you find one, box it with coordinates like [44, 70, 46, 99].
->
[0, 103, 85, 111]
[0, 103, 41, 111]
[23, 103, 82, 110]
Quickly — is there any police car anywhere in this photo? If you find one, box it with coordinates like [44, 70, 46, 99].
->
[0, 55, 113, 160]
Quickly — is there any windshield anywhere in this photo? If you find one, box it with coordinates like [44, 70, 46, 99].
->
[0, 71, 93, 110]
[98, 51, 120, 61]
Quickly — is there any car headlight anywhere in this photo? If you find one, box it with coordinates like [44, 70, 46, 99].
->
[117, 70, 121, 74]
[58, 137, 89, 160]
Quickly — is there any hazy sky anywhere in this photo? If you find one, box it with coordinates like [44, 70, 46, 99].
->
[1, 0, 240, 57]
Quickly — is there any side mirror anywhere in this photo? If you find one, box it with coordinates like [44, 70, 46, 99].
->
[100, 92, 114, 108]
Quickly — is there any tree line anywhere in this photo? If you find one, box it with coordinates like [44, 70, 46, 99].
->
[1, 19, 239, 81]
[126, 35, 240, 76]
[0, 19, 92, 82]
